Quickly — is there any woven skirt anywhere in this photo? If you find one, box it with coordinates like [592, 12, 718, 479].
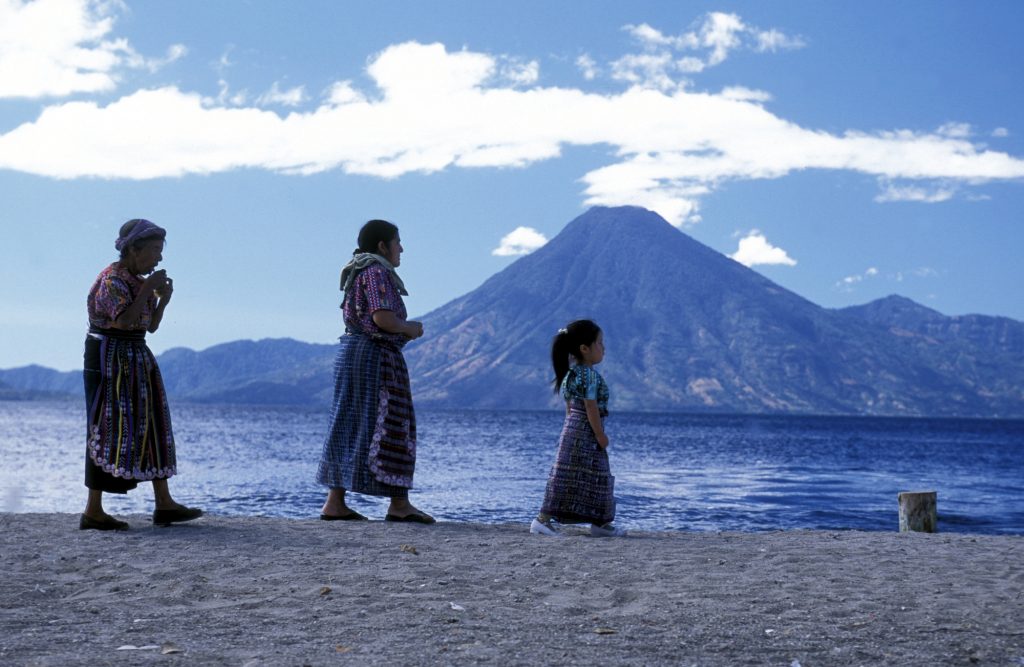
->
[541, 400, 615, 525]
[83, 329, 176, 493]
[316, 334, 415, 498]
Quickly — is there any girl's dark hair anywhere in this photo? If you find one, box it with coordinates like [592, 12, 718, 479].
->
[551, 319, 602, 392]
[356, 219, 399, 255]
[118, 219, 165, 259]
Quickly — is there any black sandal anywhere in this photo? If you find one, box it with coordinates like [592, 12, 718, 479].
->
[384, 512, 436, 524]
[319, 510, 369, 521]
[79, 514, 129, 531]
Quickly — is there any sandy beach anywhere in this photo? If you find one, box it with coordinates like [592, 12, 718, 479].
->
[1, 514, 1022, 666]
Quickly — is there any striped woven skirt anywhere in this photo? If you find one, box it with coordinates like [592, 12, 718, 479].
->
[541, 400, 615, 525]
[316, 333, 416, 497]
[84, 328, 176, 493]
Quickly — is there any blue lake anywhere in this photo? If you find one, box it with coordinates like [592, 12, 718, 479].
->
[2, 400, 1022, 534]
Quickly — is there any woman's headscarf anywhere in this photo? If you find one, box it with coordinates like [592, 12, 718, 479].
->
[115, 219, 166, 252]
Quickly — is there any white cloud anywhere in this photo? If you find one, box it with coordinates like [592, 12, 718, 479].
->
[576, 53, 599, 80]
[834, 265, 937, 291]
[501, 59, 539, 86]
[729, 230, 796, 267]
[204, 78, 247, 107]
[992, 127, 1009, 138]
[0, 0, 183, 99]
[721, 86, 772, 103]
[256, 82, 306, 107]
[621, 13, 804, 85]
[624, 23, 699, 51]
[755, 28, 806, 52]
[1, 39, 1023, 227]
[875, 182, 956, 203]
[937, 122, 972, 139]
[325, 80, 365, 105]
[676, 56, 705, 74]
[835, 266, 878, 291]
[492, 226, 548, 256]
[610, 52, 678, 91]
[700, 12, 745, 66]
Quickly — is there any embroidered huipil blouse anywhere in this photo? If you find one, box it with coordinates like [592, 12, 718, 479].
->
[561, 365, 610, 417]
[343, 263, 409, 348]
[87, 263, 157, 331]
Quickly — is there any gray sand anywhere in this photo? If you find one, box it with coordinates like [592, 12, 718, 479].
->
[1, 513, 1022, 666]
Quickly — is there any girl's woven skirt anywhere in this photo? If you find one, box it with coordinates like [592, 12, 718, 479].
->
[541, 399, 615, 525]
[83, 328, 177, 493]
[316, 333, 416, 498]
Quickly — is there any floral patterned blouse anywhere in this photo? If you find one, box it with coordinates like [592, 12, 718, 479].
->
[87, 263, 157, 331]
[561, 364, 610, 416]
[343, 263, 409, 348]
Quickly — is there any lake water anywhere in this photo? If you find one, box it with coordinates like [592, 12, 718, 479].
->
[2, 400, 1022, 534]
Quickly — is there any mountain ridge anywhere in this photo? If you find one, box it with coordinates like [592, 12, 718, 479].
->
[3, 206, 1022, 416]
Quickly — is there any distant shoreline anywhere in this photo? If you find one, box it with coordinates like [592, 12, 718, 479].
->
[4, 513, 1022, 666]
[4, 396, 1024, 423]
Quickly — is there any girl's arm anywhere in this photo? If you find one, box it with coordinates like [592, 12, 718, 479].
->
[584, 398, 609, 449]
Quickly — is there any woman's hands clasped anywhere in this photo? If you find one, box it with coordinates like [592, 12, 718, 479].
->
[405, 320, 424, 340]
[144, 269, 173, 301]
[147, 270, 172, 333]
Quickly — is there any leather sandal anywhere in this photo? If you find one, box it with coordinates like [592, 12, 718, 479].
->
[79, 514, 129, 531]
[152, 507, 204, 526]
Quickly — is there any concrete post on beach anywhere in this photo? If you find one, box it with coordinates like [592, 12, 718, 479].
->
[898, 490, 937, 533]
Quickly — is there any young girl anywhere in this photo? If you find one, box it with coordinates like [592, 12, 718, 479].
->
[531, 319, 625, 538]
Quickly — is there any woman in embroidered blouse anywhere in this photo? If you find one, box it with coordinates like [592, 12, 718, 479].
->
[316, 219, 434, 523]
[80, 219, 202, 531]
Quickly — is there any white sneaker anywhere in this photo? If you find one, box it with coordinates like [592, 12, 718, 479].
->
[530, 518, 562, 537]
[590, 523, 627, 538]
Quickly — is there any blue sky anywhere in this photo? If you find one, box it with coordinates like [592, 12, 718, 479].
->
[1, 0, 1022, 370]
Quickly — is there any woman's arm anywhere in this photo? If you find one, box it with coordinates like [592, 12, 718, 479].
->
[372, 310, 424, 339]
[110, 271, 166, 330]
[584, 398, 609, 449]
[147, 279, 173, 333]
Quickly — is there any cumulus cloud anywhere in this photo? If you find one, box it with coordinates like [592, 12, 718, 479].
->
[992, 127, 1009, 138]
[1, 36, 1023, 226]
[0, 0, 183, 98]
[729, 230, 796, 267]
[492, 226, 548, 256]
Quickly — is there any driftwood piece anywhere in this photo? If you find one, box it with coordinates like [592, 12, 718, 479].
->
[898, 490, 937, 533]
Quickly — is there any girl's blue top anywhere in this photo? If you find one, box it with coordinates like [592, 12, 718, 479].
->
[561, 365, 609, 416]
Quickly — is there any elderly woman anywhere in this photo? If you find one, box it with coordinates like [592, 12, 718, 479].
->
[317, 219, 433, 523]
[80, 219, 202, 531]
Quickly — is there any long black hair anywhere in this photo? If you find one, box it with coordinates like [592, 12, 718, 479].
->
[551, 319, 602, 392]
[356, 219, 399, 255]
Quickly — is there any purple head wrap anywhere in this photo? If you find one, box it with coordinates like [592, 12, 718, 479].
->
[115, 219, 166, 252]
